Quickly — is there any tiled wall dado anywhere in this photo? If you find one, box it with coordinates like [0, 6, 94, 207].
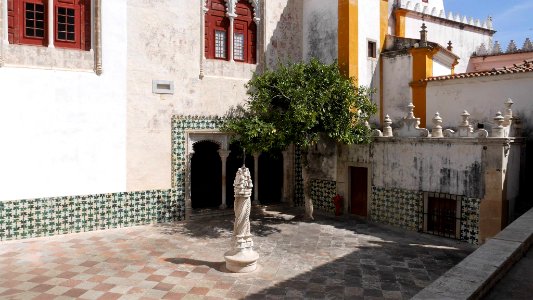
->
[370, 186, 481, 244]
[311, 179, 337, 214]
[0, 190, 181, 241]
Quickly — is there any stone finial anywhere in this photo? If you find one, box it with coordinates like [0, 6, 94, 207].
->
[477, 43, 488, 56]
[431, 112, 443, 138]
[444, 110, 488, 138]
[383, 115, 393, 137]
[447, 11, 454, 20]
[492, 112, 505, 137]
[461, 15, 468, 24]
[394, 103, 429, 137]
[414, 3, 420, 12]
[492, 41, 502, 54]
[487, 16, 493, 30]
[475, 19, 481, 27]
[439, 10, 445, 18]
[468, 17, 474, 25]
[431, 7, 437, 16]
[406, 1, 412, 10]
[523, 38, 533, 51]
[422, 6, 428, 14]
[420, 23, 428, 47]
[447, 41, 453, 51]
[507, 40, 518, 53]
[454, 13, 461, 22]
[457, 110, 474, 137]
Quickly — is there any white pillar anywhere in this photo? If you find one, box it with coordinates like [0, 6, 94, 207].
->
[199, 2, 208, 78]
[219, 150, 231, 209]
[48, 0, 54, 48]
[252, 153, 260, 205]
[227, 15, 235, 62]
[2, 0, 8, 44]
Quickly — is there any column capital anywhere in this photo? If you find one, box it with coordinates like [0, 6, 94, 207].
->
[218, 150, 231, 160]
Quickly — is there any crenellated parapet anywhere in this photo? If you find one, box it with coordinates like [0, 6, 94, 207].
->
[375, 99, 521, 139]
[396, 0, 493, 31]
[475, 38, 533, 56]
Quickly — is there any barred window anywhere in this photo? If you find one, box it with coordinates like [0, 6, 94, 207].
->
[233, 33, 244, 61]
[215, 30, 227, 59]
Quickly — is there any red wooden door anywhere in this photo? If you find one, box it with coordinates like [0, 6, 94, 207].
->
[350, 167, 368, 216]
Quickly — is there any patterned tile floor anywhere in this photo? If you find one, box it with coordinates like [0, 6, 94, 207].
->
[0, 206, 475, 300]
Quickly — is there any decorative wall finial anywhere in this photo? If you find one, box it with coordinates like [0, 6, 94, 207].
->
[420, 23, 428, 47]
[394, 103, 429, 137]
[492, 112, 505, 137]
[383, 115, 393, 137]
[431, 112, 443, 138]
[492, 41, 502, 54]
[507, 40, 518, 53]
[447, 41, 453, 51]
[523, 38, 533, 51]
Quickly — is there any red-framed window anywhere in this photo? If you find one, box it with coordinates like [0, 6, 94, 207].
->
[7, 0, 91, 50]
[54, 0, 90, 50]
[205, 0, 229, 60]
[234, 0, 256, 64]
[205, 0, 257, 64]
[8, 0, 48, 46]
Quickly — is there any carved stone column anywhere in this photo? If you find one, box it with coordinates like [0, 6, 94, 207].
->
[218, 150, 231, 209]
[94, 0, 102, 75]
[48, 0, 55, 48]
[185, 151, 194, 220]
[224, 166, 259, 273]
[227, 14, 236, 62]
[199, 2, 208, 79]
[252, 153, 260, 205]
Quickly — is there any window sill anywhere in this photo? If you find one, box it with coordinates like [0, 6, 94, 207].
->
[2, 44, 95, 72]
[202, 59, 257, 80]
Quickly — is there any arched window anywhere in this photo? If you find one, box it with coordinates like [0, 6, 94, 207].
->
[205, 0, 230, 60]
[233, 0, 256, 64]
[204, 0, 257, 64]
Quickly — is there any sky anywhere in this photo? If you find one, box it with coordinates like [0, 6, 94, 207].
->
[444, 0, 533, 48]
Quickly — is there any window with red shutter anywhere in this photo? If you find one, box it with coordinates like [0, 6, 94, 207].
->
[234, 0, 256, 64]
[54, 0, 90, 50]
[205, 0, 229, 60]
[7, 0, 90, 50]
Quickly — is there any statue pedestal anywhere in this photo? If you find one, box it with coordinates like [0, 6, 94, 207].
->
[224, 166, 259, 273]
[224, 247, 259, 273]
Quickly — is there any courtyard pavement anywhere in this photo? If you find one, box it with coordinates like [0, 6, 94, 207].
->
[0, 206, 475, 300]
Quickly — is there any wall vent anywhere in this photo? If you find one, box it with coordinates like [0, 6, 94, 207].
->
[152, 80, 174, 94]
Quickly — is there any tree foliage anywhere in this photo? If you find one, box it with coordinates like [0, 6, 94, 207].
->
[222, 58, 377, 153]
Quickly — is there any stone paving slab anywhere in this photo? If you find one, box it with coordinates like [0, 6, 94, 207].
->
[0, 206, 474, 299]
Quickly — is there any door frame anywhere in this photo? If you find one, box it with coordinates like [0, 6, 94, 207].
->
[343, 163, 372, 217]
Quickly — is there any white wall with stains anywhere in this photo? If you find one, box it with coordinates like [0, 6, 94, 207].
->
[126, 0, 304, 190]
[382, 53, 413, 124]
[426, 73, 533, 136]
[302, 0, 337, 63]
[0, 0, 128, 201]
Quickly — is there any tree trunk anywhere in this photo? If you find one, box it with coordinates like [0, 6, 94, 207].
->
[301, 149, 314, 220]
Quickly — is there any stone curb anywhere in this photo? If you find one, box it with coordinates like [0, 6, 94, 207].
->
[412, 207, 533, 300]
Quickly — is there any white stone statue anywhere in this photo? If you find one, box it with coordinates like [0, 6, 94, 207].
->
[224, 166, 259, 273]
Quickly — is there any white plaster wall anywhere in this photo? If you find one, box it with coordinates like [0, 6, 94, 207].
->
[432, 59, 451, 77]
[358, 0, 380, 87]
[302, 0, 337, 63]
[126, 0, 303, 190]
[382, 54, 412, 124]
[0, 1, 128, 201]
[404, 16, 492, 73]
[426, 73, 533, 136]
[342, 139, 485, 199]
